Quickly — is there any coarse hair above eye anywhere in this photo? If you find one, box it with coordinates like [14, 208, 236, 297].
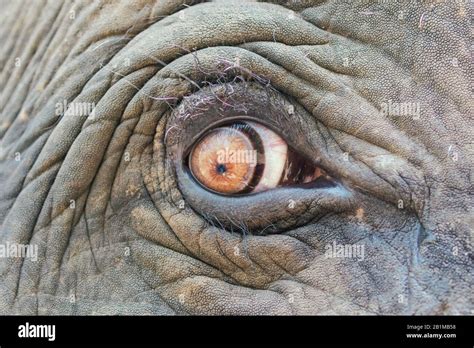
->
[155, 45, 277, 108]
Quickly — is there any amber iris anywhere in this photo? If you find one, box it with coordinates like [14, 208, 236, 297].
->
[188, 121, 325, 195]
[189, 127, 258, 194]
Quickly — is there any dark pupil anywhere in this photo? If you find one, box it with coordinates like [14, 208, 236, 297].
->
[216, 164, 227, 174]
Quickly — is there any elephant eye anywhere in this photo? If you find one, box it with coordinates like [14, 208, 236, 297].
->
[186, 120, 326, 195]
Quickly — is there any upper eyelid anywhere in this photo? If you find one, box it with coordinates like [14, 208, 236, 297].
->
[165, 82, 311, 153]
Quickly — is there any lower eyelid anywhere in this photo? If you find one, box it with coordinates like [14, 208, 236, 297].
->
[175, 163, 355, 234]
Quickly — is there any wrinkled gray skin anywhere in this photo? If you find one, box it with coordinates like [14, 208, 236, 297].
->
[0, 0, 472, 315]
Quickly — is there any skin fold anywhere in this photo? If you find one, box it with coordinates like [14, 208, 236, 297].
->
[0, 0, 472, 315]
